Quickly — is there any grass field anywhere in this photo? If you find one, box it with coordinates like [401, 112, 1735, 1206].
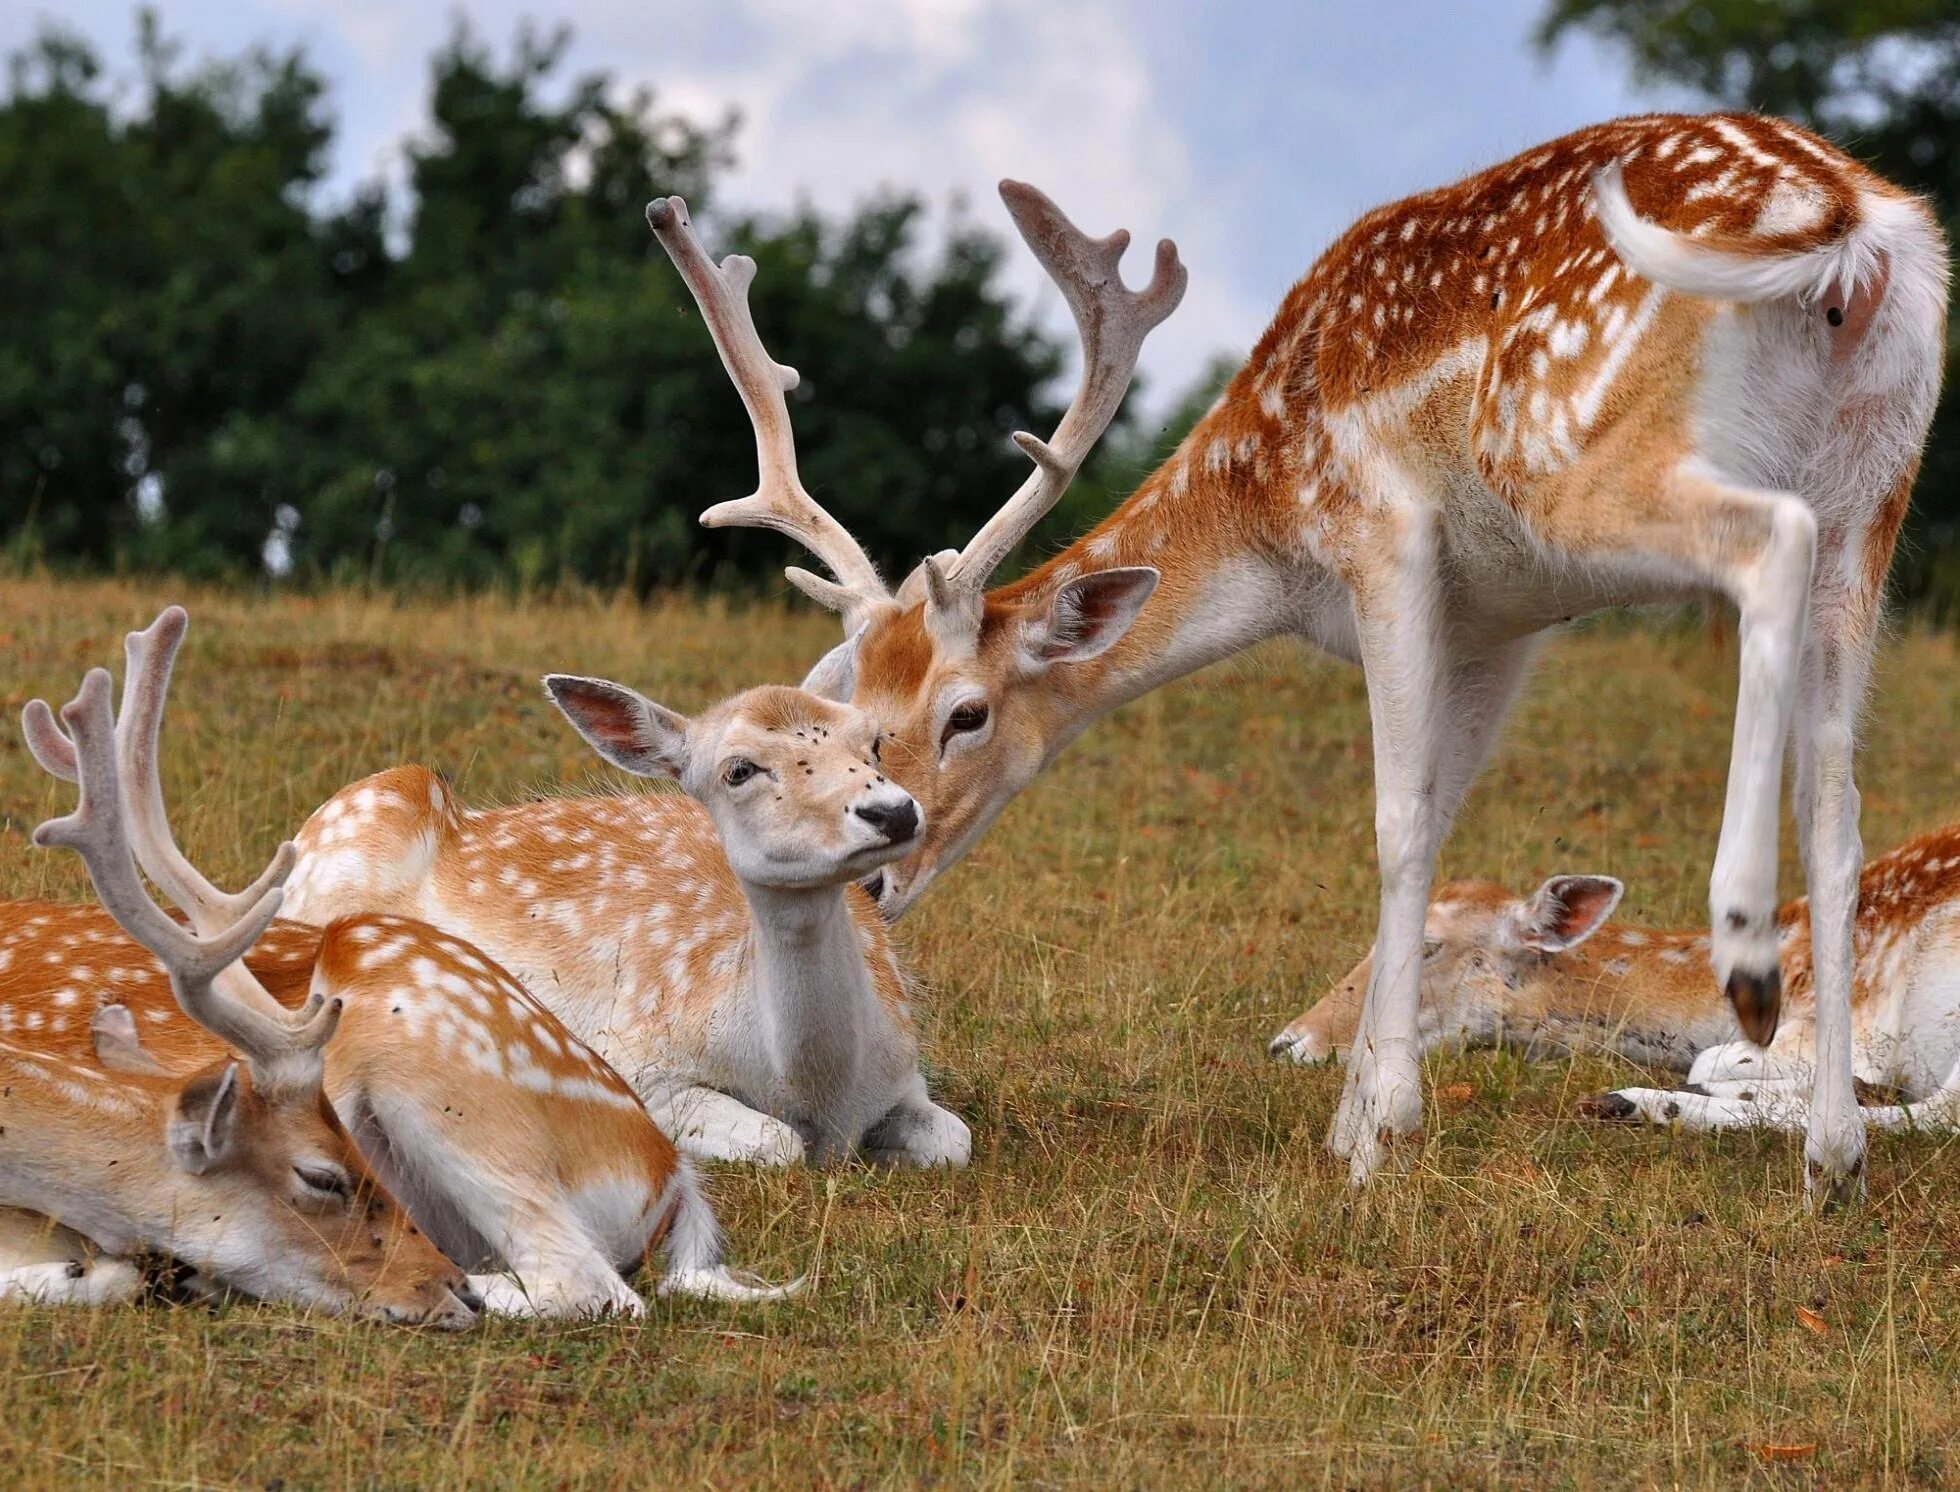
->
[4, 576, 1960, 1488]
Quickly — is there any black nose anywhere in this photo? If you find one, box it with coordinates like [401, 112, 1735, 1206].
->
[854, 799, 919, 844]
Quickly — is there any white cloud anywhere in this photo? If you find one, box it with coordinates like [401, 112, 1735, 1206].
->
[33, 0, 1667, 415]
[609, 0, 1266, 408]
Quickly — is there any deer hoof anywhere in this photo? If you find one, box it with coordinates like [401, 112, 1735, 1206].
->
[1724, 967, 1781, 1046]
[1804, 1153, 1866, 1212]
[1577, 1091, 1639, 1122]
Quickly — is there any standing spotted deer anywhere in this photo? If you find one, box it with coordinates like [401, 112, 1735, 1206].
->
[6, 609, 791, 1318]
[654, 114, 1948, 1204]
[1274, 818, 1960, 1135]
[283, 681, 968, 1170]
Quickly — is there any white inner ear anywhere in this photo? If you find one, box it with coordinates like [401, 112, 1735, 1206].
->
[547, 675, 691, 779]
[169, 1062, 241, 1174]
[1516, 875, 1623, 952]
[1026, 568, 1159, 668]
[92, 1004, 173, 1077]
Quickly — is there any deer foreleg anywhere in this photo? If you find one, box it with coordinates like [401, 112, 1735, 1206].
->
[0, 1210, 144, 1306]
[647, 1085, 809, 1166]
[1328, 508, 1450, 1182]
[1272, 636, 1533, 1066]
[861, 1074, 973, 1168]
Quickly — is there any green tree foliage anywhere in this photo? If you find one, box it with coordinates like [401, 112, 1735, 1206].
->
[1538, 1, 1960, 604]
[0, 17, 1079, 590]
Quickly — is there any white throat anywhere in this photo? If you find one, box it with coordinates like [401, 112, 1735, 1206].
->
[737, 878, 881, 1152]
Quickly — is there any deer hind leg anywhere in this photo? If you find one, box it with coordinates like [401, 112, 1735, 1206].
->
[349, 1091, 644, 1319]
[1703, 488, 1817, 1049]
[1326, 505, 1453, 1182]
[468, 1210, 645, 1320]
[1789, 519, 1901, 1206]
[1549, 468, 1815, 1046]
[282, 766, 456, 923]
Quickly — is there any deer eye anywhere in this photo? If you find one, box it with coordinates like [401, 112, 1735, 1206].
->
[941, 702, 990, 745]
[1422, 938, 1444, 960]
[722, 759, 760, 787]
[294, 1163, 351, 1202]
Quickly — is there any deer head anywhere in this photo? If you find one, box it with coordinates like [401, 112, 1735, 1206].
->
[1272, 875, 1626, 1064]
[24, 610, 475, 1326]
[647, 184, 1181, 915]
[543, 678, 923, 893]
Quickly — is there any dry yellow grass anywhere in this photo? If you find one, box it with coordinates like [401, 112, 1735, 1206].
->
[3, 576, 1960, 1488]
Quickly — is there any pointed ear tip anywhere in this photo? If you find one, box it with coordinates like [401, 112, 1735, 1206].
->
[541, 673, 598, 702]
[1553, 873, 1624, 897]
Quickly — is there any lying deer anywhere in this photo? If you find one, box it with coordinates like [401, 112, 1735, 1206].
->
[6, 609, 790, 1317]
[282, 679, 968, 1169]
[1272, 820, 1960, 1133]
[653, 118, 1948, 1203]
[0, 660, 473, 1323]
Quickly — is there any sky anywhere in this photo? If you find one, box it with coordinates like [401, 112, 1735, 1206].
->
[18, 1, 1687, 409]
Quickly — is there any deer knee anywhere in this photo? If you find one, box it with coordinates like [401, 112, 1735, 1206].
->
[1373, 795, 1436, 893]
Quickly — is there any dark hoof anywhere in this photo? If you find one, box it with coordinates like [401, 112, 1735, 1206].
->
[1806, 1154, 1867, 1213]
[1726, 966, 1781, 1045]
[1578, 1092, 1638, 1121]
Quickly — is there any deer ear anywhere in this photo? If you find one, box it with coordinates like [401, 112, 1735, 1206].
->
[1514, 875, 1623, 953]
[801, 625, 866, 702]
[92, 1003, 174, 1077]
[168, 1062, 241, 1174]
[543, 675, 691, 779]
[1023, 567, 1159, 668]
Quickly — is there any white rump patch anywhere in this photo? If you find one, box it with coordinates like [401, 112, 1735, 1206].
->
[1755, 178, 1827, 236]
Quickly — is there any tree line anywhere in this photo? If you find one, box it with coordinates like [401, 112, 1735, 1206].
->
[1, 17, 1118, 591]
[4, 8, 1955, 604]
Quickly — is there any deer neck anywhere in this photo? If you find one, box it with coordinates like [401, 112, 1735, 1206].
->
[999, 365, 1326, 741]
[0, 1079, 175, 1259]
[736, 878, 878, 1130]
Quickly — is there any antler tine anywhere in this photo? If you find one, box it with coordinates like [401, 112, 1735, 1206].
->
[27, 668, 335, 1074]
[943, 182, 1187, 597]
[646, 196, 891, 623]
[116, 607, 297, 935]
[22, 696, 78, 782]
